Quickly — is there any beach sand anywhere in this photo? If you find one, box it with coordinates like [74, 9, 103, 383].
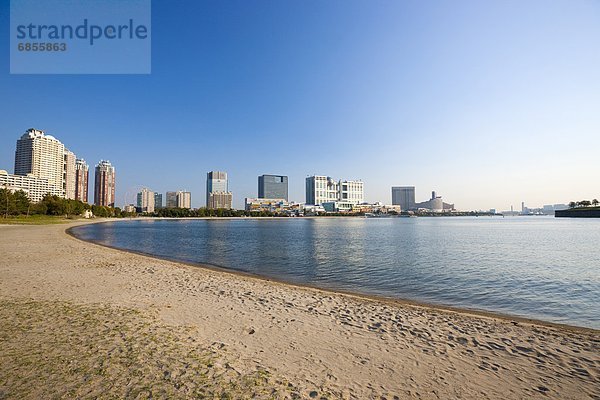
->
[0, 221, 598, 399]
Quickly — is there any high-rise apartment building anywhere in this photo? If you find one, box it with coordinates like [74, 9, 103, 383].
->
[305, 175, 363, 206]
[391, 186, 415, 211]
[166, 191, 192, 209]
[14, 128, 66, 197]
[74, 158, 89, 203]
[94, 160, 115, 207]
[137, 188, 155, 213]
[63, 150, 76, 199]
[154, 192, 163, 210]
[258, 174, 288, 201]
[206, 171, 232, 209]
[176, 191, 191, 209]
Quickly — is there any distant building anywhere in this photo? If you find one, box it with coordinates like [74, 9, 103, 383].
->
[176, 191, 191, 209]
[154, 192, 163, 209]
[123, 204, 136, 213]
[74, 158, 89, 203]
[166, 191, 177, 208]
[258, 175, 288, 201]
[94, 160, 115, 207]
[63, 150, 76, 199]
[245, 198, 304, 215]
[414, 191, 454, 212]
[305, 175, 363, 206]
[14, 128, 66, 197]
[0, 170, 52, 203]
[208, 192, 232, 209]
[391, 186, 415, 211]
[166, 191, 192, 209]
[206, 171, 232, 209]
[137, 188, 155, 213]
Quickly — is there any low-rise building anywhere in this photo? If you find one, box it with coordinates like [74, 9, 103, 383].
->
[306, 175, 364, 206]
[0, 169, 52, 203]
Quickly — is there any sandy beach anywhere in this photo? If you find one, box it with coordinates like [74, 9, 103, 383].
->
[0, 221, 598, 399]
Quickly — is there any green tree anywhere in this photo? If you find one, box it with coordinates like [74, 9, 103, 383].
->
[580, 200, 592, 207]
[568, 201, 577, 209]
[592, 199, 599, 207]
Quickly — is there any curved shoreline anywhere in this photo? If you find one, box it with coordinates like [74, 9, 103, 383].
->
[66, 219, 598, 334]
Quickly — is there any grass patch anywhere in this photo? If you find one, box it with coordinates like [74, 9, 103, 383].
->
[0, 299, 302, 399]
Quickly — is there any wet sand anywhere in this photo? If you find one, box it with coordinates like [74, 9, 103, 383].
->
[0, 221, 598, 399]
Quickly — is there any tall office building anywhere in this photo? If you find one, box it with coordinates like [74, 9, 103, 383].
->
[154, 192, 163, 210]
[137, 188, 155, 213]
[94, 160, 115, 207]
[166, 191, 178, 208]
[305, 175, 363, 205]
[206, 171, 232, 209]
[14, 128, 66, 197]
[391, 186, 415, 211]
[176, 191, 191, 209]
[63, 150, 76, 199]
[74, 158, 89, 203]
[258, 174, 288, 201]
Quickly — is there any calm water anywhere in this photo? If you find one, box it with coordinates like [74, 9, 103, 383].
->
[71, 217, 600, 329]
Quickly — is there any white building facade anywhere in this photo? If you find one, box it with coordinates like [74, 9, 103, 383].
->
[305, 175, 363, 206]
[0, 170, 53, 203]
[14, 129, 67, 197]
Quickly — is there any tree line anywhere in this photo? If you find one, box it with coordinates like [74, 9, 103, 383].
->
[568, 199, 599, 209]
[151, 207, 278, 218]
[0, 188, 131, 218]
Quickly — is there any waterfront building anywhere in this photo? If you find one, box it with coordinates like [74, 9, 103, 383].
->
[74, 158, 89, 203]
[305, 175, 363, 206]
[206, 171, 232, 209]
[245, 197, 304, 215]
[322, 201, 355, 213]
[166, 191, 177, 208]
[14, 128, 66, 197]
[123, 204, 136, 213]
[207, 191, 232, 209]
[166, 191, 192, 209]
[94, 160, 115, 207]
[414, 191, 454, 212]
[137, 188, 155, 213]
[154, 192, 163, 210]
[176, 191, 191, 209]
[0, 170, 52, 203]
[63, 150, 76, 199]
[391, 186, 415, 211]
[258, 175, 288, 201]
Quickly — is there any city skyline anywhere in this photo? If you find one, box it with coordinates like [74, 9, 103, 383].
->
[0, 1, 598, 210]
[0, 127, 586, 211]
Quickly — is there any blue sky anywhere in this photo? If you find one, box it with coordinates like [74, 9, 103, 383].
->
[1, 0, 599, 210]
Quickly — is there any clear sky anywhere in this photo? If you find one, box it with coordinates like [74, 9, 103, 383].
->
[1, 0, 599, 210]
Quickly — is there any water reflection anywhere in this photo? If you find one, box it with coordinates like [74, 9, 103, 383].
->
[71, 217, 600, 328]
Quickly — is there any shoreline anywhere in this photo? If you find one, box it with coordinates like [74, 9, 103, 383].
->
[67, 219, 597, 334]
[2, 220, 598, 399]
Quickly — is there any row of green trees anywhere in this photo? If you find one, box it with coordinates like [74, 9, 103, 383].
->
[0, 188, 129, 218]
[568, 199, 599, 209]
[152, 207, 278, 218]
